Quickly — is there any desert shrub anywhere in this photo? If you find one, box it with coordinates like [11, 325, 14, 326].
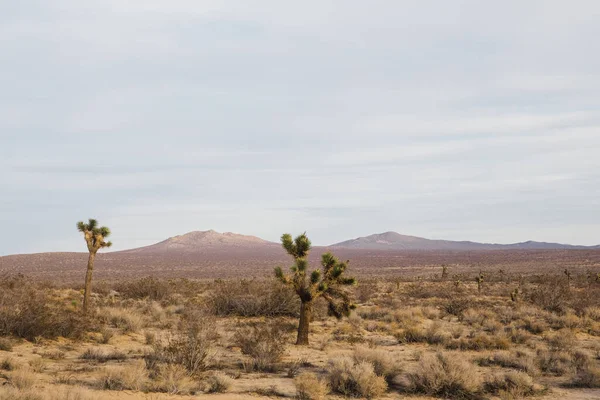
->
[571, 362, 600, 387]
[484, 371, 541, 397]
[114, 277, 174, 301]
[406, 352, 482, 399]
[536, 350, 574, 376]
[150, 364, 196, 394]
[295, 372, 330, 400]
[444, 297, 470, 317]
[0, 287, 97, 340]
[145, 308, 217, 376]
[477, 351, 539, 376]
[327, 357, 387, 398]
[546, 329, 576, 351]
[583, 307, 600, 322]
[28, 358, 46, 373]
[525, 280, 571, 314]
[1, 357, 17, 371]
[445, 333, 510, 351]
[205, 372, 233, 393]
[80, 347, 127, 363]
[98, 361, 148, 391]
[99, 307, 144, 333]
[98, 327, 115, 344]
[7, 368, 37, 390]
[208, 279, 299, 317]
[353, 346, 402, 383]
[0, 337, 13, 351]
[521, 318, 549, 334]
[234, 320, 289, 372]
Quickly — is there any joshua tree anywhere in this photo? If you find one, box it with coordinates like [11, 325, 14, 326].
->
[77, 218, 112, 313]
[476, 271, 484, 294]
[510, 287, 520, 302]
[275, 233, 356, 345]
[564, 269, 572, 288]
[441, 265, 448, 280]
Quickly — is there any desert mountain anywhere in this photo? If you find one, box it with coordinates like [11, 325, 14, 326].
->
[121, 230, 278, 253]
[330, 231, 599, 251]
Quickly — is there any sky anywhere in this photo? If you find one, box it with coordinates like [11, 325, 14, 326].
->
[1, 1, 599, 255]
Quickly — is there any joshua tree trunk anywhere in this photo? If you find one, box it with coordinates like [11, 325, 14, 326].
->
[83, 251, 96, 313]
[296, 301, 312, 345]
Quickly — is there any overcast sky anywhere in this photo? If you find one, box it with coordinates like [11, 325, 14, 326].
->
[1, 1, 599, 255]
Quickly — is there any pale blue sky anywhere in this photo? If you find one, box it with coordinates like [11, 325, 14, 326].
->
[1, 1, 599, 254]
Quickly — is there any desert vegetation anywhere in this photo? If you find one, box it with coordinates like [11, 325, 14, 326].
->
[1, 263, 600, 399]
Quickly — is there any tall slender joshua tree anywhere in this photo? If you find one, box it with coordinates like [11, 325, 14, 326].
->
[275, 233, 356, 345]
[77, 218, 112, 313]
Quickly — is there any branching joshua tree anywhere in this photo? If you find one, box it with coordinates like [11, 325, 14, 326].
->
[564, 269, 572, 288]
[476, 271, 484, 294]
[77, 218, 112, 313]
[274, 233, 356, 345]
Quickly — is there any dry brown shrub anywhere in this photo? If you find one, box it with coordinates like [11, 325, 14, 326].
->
[406, 351, 482, 399]
[7, 368, 37, 390]
[150, 363, 196, 394]
[0, 337, 12, 351]
[98, 307, 144, 333]
[204, 371, 233, 393]
[145, 309, 217, 376]
[446, 332, 510, 351]
[114, 277, 174, 301]
[546, 329, 576, 351]
[0, 287, 97, 340]
[571, 362, 600, 387]
[234, 320, 289, 372]
[536, 349, 574, 376]
[327, 356, 387, 399]
[208, 279, 299, 317]
[80, 347, 126, 363]
[1, 356, 17, 371]
[353, 346, 402, 383]
[98, 360, 148, 391]
[478, 351, 539, 376]
[295, 372, 330, 400]
[484, 370, 542, 398]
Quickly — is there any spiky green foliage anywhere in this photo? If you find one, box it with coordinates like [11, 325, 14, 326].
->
[275, 233, 356, 319]
[77, 218, 112, 252]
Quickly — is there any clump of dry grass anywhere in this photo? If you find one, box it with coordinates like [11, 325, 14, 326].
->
[353, 346, 402, 383]
[1, 357, 17, 371]
[150, 364, 196, 395]
[97, 360, 148, 391]
[406, 351, 482, 399]
[80, 347, 127, 363]
[445, 332, 510, 351]
[7, 368, 37, 390]
[536, 349, 575, 376]
[0, 337, 13, 351]
[477, 350, 539, 376]
[484, 370, 543, 398]
[204, 371, 233, 393]
[571, 362, 600, 388]
[327, 356, 387, 399]
[295, 372, 329, 400]
[99, 307, 144, 333]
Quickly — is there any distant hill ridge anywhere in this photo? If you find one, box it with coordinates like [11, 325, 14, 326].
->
[329, 231, 599, 250]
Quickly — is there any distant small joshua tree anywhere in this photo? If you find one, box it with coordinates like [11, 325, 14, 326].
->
[510, 287, 520, 302]
[275, 233, 356, 345]
[476, 271, 484, 294]
[77, 218, 112, 313]
[564, 269, 572, 288]
[441, 265, 448, 280]
[453, 280, 461, 289]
